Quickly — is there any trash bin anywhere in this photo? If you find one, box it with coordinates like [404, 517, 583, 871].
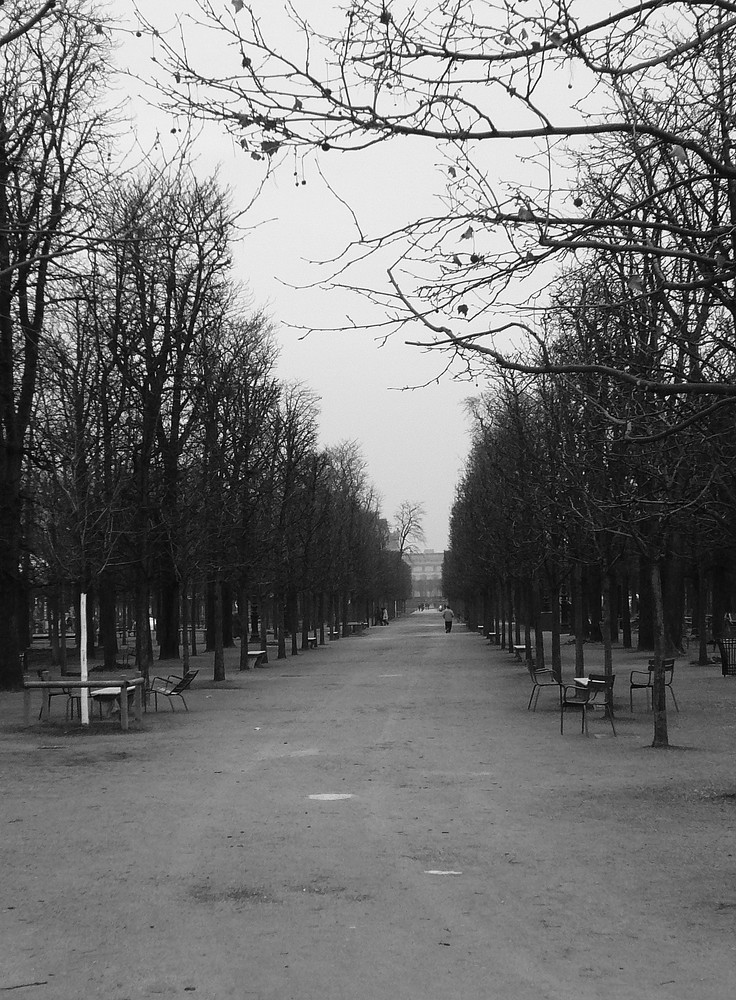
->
[718, 637, 736, 676]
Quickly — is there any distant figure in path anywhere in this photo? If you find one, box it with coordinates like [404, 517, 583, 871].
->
[382, 607, 389, 626]
[442, 605, 455, 633]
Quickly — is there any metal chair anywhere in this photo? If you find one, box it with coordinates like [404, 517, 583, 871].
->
[36, 669, 72, 720]
[147, 669, 198, 711]
[629, 659, 678, 712]
[527, 662, 560, 711]
[561, 673, 616, 736]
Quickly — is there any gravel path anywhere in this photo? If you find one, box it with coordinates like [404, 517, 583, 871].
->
[2, 611, 735, 999]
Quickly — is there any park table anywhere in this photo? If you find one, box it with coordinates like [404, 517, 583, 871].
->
[23, 676, 144, 731]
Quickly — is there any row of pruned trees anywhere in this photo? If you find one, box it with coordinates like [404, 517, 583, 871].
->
[444, 287, 736, 747]
[0, 1, 412, 689]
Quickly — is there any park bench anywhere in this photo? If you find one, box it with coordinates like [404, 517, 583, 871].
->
[241, 650, 267, 670]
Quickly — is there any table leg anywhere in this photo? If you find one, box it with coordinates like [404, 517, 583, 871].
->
[41, 689, 50, 721]
[120, 685, 129, 731]
[133, 683, 142, 722]
[23, 689, 31, 726]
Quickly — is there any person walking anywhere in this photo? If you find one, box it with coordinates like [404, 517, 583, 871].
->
[442, 605, 455, 633]
[382, 607, 389, 626]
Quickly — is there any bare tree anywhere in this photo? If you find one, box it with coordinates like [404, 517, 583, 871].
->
[143, 3, 736, 390]
[393, 500, 426, 557]
[0, 0, 115, 688]
[1, 1, 59, 48]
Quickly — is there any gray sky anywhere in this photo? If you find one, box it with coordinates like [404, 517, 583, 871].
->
[114, 1, 477, 550]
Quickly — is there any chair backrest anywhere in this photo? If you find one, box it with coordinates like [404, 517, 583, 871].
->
[172, 669, 198, 693]
[588, 672, 615, 693]
[647, 658, 675, 677]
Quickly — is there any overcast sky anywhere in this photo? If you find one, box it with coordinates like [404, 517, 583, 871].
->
[113, 1, 481, 550]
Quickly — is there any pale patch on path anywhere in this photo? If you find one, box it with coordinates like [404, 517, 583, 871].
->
[308, 793, 354, 800]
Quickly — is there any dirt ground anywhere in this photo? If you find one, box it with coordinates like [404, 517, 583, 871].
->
[1, 612, 735, 1000]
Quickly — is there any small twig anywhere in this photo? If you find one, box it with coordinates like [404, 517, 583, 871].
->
[2, 983, 49, 992]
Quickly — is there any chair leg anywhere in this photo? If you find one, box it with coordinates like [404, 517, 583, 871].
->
[605, 706, 616, 737]
[528, 686, 536, 711]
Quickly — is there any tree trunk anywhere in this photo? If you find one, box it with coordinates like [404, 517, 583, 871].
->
[585, 563, 602, 642]
[49, 588, 60, 667]
[318, 592, 326, 644]
[712, 564, 729, 641]
[650, 558, 670, 748]
[696, 562, 710, 665]
[206, 578, 216, 651]
[638, 554, 654, 649]
[550, 581, 562, 683]
[259, 597, 269, 664]
[212, 571, 225, 682]
[85, 586, 96, 659]
[572, 562, 585, 676]
[158, 562, 180, 660]
[663, 548, 685, 654]
[620, 570, 632, 649]
[59, 583, 68, 675]
[98, 571, 118, 669]
[238, 580, 250, 670]
[190, 583, 199, 657]
[135, 569, 152, 691]
[287, 588, 299, 656]
[181, 582, 190, 672]
[222, 580, 235, 648]
[534, 580, 545, 669]
[276, 595, 287, 660]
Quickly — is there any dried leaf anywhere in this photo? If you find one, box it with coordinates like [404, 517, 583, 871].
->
[460, 225, 474, 240]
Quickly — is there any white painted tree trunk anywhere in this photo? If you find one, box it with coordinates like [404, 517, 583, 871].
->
[80, 593, 89, 726]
